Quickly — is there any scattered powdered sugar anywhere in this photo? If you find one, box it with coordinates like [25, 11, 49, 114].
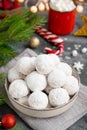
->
[65, 56, 71, 60]
[67, 47, 71, 50]
[74, 44, 81, 50]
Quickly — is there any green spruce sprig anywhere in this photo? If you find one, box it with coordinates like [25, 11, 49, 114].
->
[12, 124, 22, 130]
[0, 8, 47, 67]
[0, 73, 6, 105]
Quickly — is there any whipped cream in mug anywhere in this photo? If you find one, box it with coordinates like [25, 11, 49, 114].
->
[50, 0, 76, 12]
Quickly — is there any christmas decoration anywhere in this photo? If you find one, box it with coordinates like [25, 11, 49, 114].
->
[73, 61, 84, 72]
[36, 28, 64, 55]
[0, 8, 46, 67]
[30, 6, 38, 13]
[74, 16, 87, 36]
[45, 3, 49, 11]
[29, 36, 40, 48]
[0, 0, 21, 10]
[76, 0, 84, 14]
[0, 114, 16, 129]
[76, 5, 83, 13]
[30, 0, 49, 13]
[18, 0, 24, 3]
[38, 2, 45, 12]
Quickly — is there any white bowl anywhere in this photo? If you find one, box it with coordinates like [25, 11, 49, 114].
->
[5, 69, 80, 118]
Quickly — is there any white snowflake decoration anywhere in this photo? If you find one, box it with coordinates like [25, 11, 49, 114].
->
[73, 61, 84, 74]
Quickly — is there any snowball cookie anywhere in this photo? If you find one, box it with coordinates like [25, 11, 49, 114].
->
[9, 79, 29, 99]
[16, 56, 36, 75]
[56, 62, 72, 76]
[25, 71, 47, 91]
[8, 67, 25, 82]
[48, 54, 60, 65]
[48, 69, 66, 88]
[18, 96, 28, 106]
[63, 76, 79, 95]
[28, 91, 48, 109]
[49, 88, 70, 107]
[35, 54, 55, 74]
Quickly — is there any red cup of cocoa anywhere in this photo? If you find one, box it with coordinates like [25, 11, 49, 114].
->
[48, 7, 76, 35]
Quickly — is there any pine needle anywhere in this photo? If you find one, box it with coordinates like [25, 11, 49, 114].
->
[12, 124, 22, 130]
[0, 43, 18, 66]
[0, 73, 6, 105]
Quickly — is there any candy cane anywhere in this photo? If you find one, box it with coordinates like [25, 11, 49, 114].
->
[36, 27, 64, 55]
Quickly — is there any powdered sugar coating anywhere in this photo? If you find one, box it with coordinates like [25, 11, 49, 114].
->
[48, 54, 60, 65]
[28, 91, 48, 109]
[9, 79, 29, 99]
[63, 76, 79, 95]
[25, 71, 47, 91]
[35, 54, 55, 74]
[8, 67, 25, 82]
[56, 62, 72, 76]
[16, 57, 36, 75]
[49, 88, 70, 106]
[48, 69, 66, 88]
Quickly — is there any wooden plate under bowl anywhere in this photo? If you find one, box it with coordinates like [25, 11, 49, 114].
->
[5, 69, 80, 118]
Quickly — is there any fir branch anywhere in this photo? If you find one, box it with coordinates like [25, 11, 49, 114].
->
[0, 15, 20, 31]
[0, 8, 46, 67]
[10, 16, 46, 41]
[0, 43, 18, 66]
[0, 55, 13, 66]
[0, 73, 5, 86]
[0, 8, 47, 42]
[0, 44, 18, 57]
[7, 17, 25, 38]
[0, 32, 8, 42]
[0, 7, 27, 17]
[0, 73, 6, 105]
[12, 125, 22, 130]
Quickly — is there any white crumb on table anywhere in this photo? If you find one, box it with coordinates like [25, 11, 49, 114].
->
[72, 50, 78, 57]
[82, 48, 87, 54]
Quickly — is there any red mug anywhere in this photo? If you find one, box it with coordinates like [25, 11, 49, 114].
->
[48, 8, 76, 35]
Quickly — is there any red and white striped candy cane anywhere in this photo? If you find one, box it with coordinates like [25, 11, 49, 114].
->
[36, 27, 64, 55]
